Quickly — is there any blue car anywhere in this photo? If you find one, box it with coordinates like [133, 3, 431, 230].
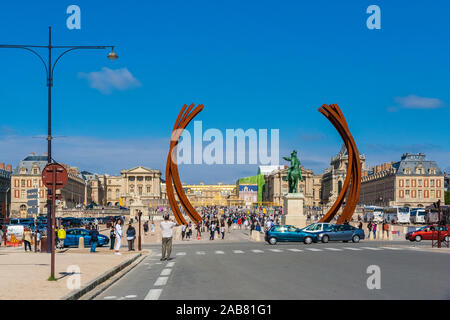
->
[317, 224, 365, 243]
[63, 228, 109, 248]
[265, 225, 318, 245]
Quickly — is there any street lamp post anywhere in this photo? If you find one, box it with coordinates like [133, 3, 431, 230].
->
[0, 27, 118, 256]
[138, 210, 142, 251]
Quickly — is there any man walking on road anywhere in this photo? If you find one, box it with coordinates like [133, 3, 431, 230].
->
[160, 214, 178, 261]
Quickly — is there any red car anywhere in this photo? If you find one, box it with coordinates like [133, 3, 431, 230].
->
[406, 225, 450, 242]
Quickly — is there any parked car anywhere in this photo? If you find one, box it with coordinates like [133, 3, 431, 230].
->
[63, 228, 109, 248]
[317, 224, 365, 243]
[405, 225, 450, 242]
[265, 225, 318, 245]
[301, 222, 333, 234]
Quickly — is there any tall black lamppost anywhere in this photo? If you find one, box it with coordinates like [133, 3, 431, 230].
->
[0, 27, 118, 253]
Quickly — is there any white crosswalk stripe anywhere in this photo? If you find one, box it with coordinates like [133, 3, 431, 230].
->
[161, 268, 172, 276]
[196, 251, 206, 255]
[269, 249, 283, 252]
[361, 247, 383, 251]
[325, 248, 343, 251]
[215, 250, 225, 254]
[252, 250, 264, 253]
[306, 248, 323, 252]
[167, 262, 175, 267]
[343, 247, 363, 251]
[145, 289, 162, 300]
[380, 247, 403, 250]
[233, 250, 245, 254]
[154, 277, 168, 286]
[176, 252, 186, 256]
[287, 248, 303, 252]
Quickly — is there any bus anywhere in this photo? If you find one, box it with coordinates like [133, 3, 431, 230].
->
[410, 208, 426, 224]
[363, 206, 384, 222]
[384, 207, 410, 224]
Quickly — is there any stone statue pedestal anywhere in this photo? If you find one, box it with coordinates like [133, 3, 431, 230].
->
[130, 197, 147, 220]
[281, 193, 307, 228]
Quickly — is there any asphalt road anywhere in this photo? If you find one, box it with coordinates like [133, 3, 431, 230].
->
[95, 239, 450, 300]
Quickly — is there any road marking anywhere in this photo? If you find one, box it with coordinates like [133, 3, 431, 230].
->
[196, 251, 206, 255]
[176, 252, 186, 256]
[306, 248, 322, 252]
[161, 268, 172, 276]
[287, 248, 303, 252]
[343, 247, 362, 251]
[361, 247, 383, 251]
[154, 277, 168, 286]
[167, 262, 175, 267]
[215, 250, 225, 254]
[252, 250, 264, 253]
[125, 295, 137, 299]
[269, 249, 283, 252]
[156, 253, 162, 256]
[144, 289, 162, 300]
[103, 296, 116, 300]
[233, 250, 244, 253]
[325, 248, 343, 251]
[380, 247, 403, 250]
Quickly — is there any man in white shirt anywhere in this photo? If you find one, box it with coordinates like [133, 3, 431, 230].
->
[160, 214, 178, 261]
[114, 219, 123, 255]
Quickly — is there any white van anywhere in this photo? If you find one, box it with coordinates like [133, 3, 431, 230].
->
[410, 209, 426, 224]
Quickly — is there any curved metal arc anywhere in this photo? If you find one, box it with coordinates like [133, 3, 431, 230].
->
[166, 104, 204, 225]
[318, 104, 361, 224]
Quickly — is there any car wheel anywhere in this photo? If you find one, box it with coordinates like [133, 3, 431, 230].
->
[304, 237, 313, 245]
[322, 235, 329, 243]
[415, 235, 422, 242]
[352, 235, 360, 243]
[268, 237, 277, 245]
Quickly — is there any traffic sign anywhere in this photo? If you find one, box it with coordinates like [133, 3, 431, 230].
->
[42, 164, 68, 190]
[27, 207, 39, 215]
[27, 189, 39, 195]
[27, 200, 39, 207]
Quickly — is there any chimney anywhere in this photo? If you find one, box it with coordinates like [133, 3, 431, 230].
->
[6, 164, 12, 172]
[0, 163, 4, 170]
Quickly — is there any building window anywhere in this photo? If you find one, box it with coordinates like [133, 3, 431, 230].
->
[412, 179, 416, 187]
[21, 190, 26, 198]
[405, 190, 410, 198]
[406, 179, 410, 187]
[145, 177, 151, 181]
[399, 179, 404, 187]
[418, 190, 422, 198]
[115, 189, 119, 199]
[431, 190, 435, 198]
[437, 190, 441, 198]
[418, 179, 422, 187]
[21, 179, 25, 187]
[430, 179, 435, 187]
[147, 186, 151, 193]
[138, 186, 143, 195]
[137, 176, 143, 182]
[437, 179, 441, 187]
[412, 190, 416, 198]
[424, 179, 429, 187]
[424, 190, 429, 198]
[399, 190, 404, 198]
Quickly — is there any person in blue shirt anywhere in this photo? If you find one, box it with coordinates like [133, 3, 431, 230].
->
[90, 228, 99, 253]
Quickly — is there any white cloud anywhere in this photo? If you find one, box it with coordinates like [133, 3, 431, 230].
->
[78, 67, 141, 94]
[394, 94, 444, 109]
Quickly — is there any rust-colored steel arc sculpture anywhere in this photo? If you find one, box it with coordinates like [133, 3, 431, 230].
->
[166, 104, 204, 225]
[318, 104, 362, 224]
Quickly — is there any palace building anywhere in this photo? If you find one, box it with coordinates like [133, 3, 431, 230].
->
[359, 153, 445, 208]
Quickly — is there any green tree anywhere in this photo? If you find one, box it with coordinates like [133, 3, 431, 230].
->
[445, 190, 450, 205]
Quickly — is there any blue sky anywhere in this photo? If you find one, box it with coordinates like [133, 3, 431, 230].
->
[0, 0, 449, 183]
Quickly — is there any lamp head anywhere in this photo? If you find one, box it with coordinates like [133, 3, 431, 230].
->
[107, 48, 119, 61]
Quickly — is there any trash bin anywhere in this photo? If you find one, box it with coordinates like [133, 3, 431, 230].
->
[40, 236, 47, 252]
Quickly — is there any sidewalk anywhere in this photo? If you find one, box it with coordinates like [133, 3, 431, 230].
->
[0, 246, 143, 300]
